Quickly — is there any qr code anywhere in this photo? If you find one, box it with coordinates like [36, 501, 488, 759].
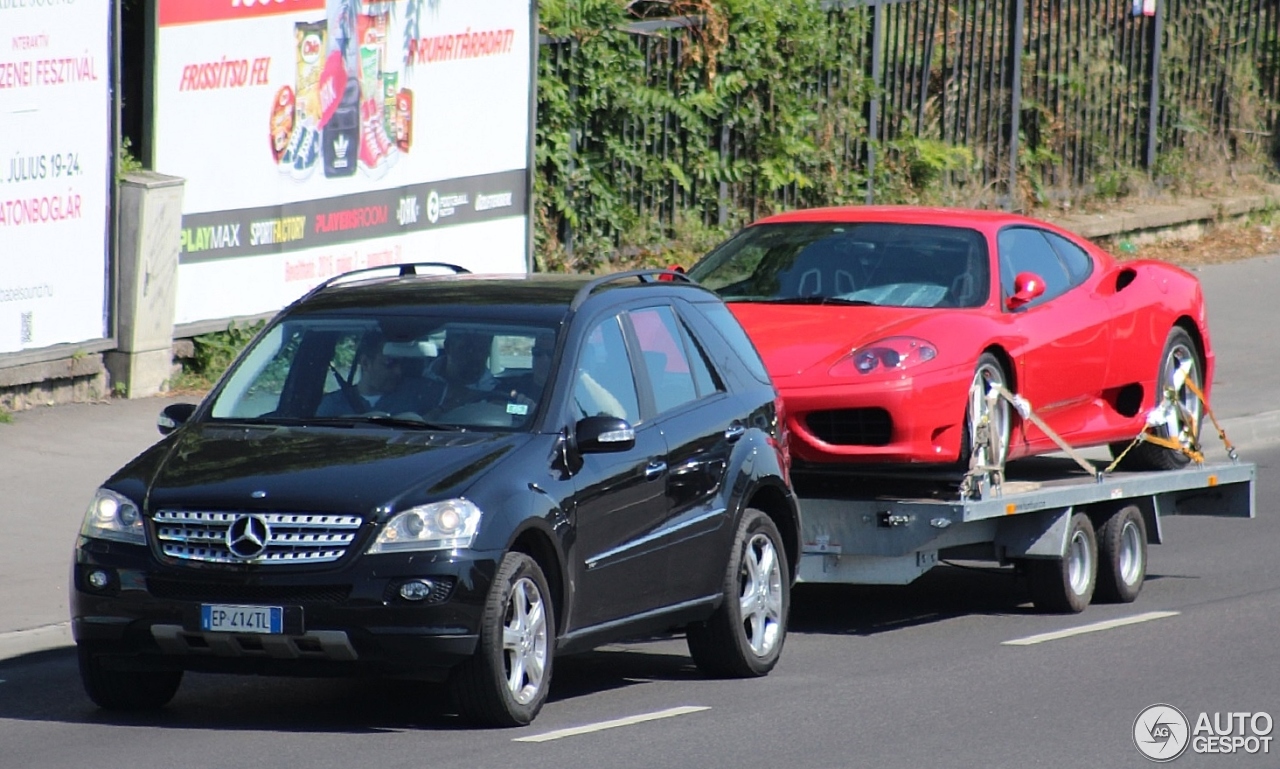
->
[20, 311, 33, 344]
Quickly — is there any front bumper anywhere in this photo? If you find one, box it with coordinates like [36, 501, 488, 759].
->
[779, 366, 969, 465]
[71, 538, 499, 681]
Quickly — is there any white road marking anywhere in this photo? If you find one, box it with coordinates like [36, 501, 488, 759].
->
[1002, 610, 1180, 646]
[514, 706, 710, 742]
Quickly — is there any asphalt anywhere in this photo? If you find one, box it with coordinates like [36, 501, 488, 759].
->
[1, 251, 1278, 663]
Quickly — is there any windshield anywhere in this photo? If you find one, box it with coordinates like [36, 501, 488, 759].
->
[687, 222, 991, 308]
[208, 315, 560, 432]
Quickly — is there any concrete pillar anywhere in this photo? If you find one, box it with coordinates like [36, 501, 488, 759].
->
[104, 171, 185, 398]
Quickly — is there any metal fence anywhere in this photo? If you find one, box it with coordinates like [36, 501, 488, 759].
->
[541, 0, 1280, 251]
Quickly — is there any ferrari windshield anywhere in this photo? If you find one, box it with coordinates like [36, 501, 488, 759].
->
[687, 222, 991, 308]
[207, 315, 560, 432]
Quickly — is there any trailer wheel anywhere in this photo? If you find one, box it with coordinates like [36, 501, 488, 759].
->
[1025, 512, 1097, 613]
[1095, 505, 1147, 603]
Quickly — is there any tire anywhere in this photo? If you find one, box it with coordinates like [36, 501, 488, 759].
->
[77, 644, 182, 710]
[687, 509, 789, 678]
[961, 353, 1011, 470]
[1111, 327, 1203, 471]
[1094, 505, 1147, 604]
[1025, 512, 1097, 613]
[450, 552, 553, 727]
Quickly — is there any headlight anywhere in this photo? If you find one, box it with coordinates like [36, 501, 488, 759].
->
[830, 336, 937, 377]
[367, 499, 483, 554]
[80, 488, 145, 545]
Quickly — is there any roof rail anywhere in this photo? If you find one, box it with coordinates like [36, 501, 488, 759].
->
[297, 262, 471, 303]
[569, 268, 696, 311]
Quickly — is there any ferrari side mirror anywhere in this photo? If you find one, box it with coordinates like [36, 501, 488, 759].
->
[1006, 271, 1046, 310]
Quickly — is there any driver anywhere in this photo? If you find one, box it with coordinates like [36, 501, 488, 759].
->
[316, 333, 428, 416]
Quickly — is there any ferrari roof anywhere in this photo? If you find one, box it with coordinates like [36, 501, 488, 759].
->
[752, 206, 1038, 228]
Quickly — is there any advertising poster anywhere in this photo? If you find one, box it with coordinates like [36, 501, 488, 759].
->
[153, 0, 534, 325]
[0, 0, 112, 355]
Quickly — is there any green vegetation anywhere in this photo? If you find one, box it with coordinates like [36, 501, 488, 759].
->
[534, 0, 1277, 271]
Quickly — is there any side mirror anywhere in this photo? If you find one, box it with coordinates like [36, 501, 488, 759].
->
[158, 402, 197, 436]
[574, 415, 636, 453]
[1006, 271, 1046, 310]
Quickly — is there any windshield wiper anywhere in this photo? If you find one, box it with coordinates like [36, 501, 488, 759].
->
[753, 296, 877, 306]
[249, 416, 453, 430]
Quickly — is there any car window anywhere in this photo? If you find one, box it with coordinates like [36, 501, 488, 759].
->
[998, 227, 1072, 306]
[680, 317, 723, 398]
[1044, 231, 1094, 284]
[573, 315, 641, 423]
[694, 302, 771, 384]
[630, 306, 699, 414]
[209, 316, 559, 429]
[687, 222, 989, 308]
[209, 323, 300, 418]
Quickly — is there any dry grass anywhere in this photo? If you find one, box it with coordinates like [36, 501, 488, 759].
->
[1114, 217, 1280, 267]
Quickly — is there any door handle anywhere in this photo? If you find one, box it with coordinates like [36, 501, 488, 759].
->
[724, 422, 746, 443]
[645, 460, 667, 480]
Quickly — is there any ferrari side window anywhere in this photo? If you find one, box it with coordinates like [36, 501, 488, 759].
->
[1044, 231, 1094, 285]
[997, 227, 1071, 306]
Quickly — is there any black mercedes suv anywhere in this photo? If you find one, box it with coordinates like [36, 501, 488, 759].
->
[71, 265, 800, 726]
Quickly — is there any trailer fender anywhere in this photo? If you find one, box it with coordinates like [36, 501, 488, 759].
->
[994, 506, 1072, 561]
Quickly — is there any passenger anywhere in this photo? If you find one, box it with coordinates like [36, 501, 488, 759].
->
[424, 330, 493, 414]
[501, 334, 554, 407]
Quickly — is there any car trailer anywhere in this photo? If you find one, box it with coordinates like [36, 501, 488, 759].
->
[794, 381, 1257, 612]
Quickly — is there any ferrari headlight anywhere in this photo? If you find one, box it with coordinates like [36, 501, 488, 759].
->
[832, 336, 937, 377]
[80, 488, 145, 545]
[367, 499, 483, 553]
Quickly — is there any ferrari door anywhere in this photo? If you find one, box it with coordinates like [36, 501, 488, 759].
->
[997, 226, 1114, 448]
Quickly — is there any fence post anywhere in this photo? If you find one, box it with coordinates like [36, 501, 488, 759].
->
[718, 122, 731, 226]
[565, 39, 579, 256]
[865, 0, 884, 205]
[1007, 0, 1025, 211]
[1145, 1, 1164, 172]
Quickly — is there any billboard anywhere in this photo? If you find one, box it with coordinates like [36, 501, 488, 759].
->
[153, 0, 535, 325]
[0, 0, 112, 355]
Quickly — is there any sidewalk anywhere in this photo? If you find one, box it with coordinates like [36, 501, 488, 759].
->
[3, 249, 1279, 663]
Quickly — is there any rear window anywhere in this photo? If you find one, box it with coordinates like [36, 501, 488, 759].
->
[691, 302, 771, 385]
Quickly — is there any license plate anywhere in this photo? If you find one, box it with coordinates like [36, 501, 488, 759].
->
[201, 604, 283, 634]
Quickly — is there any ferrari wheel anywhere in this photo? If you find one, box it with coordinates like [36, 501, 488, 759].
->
[1111, 327, 1202, 471]
[962, 353, 1010, 470]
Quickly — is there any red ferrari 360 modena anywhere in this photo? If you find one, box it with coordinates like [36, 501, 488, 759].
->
[685, 206, 1212, 475]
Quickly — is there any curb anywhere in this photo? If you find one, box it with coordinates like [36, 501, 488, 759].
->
[2, 412, 1274, 665]
[0, 623, 72, 663]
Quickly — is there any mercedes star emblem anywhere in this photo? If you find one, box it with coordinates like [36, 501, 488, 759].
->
[226, 514, 271, 559]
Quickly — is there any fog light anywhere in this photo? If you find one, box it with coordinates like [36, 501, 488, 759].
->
[399, 579, 435, 601]
[87, 569, 112, 590]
